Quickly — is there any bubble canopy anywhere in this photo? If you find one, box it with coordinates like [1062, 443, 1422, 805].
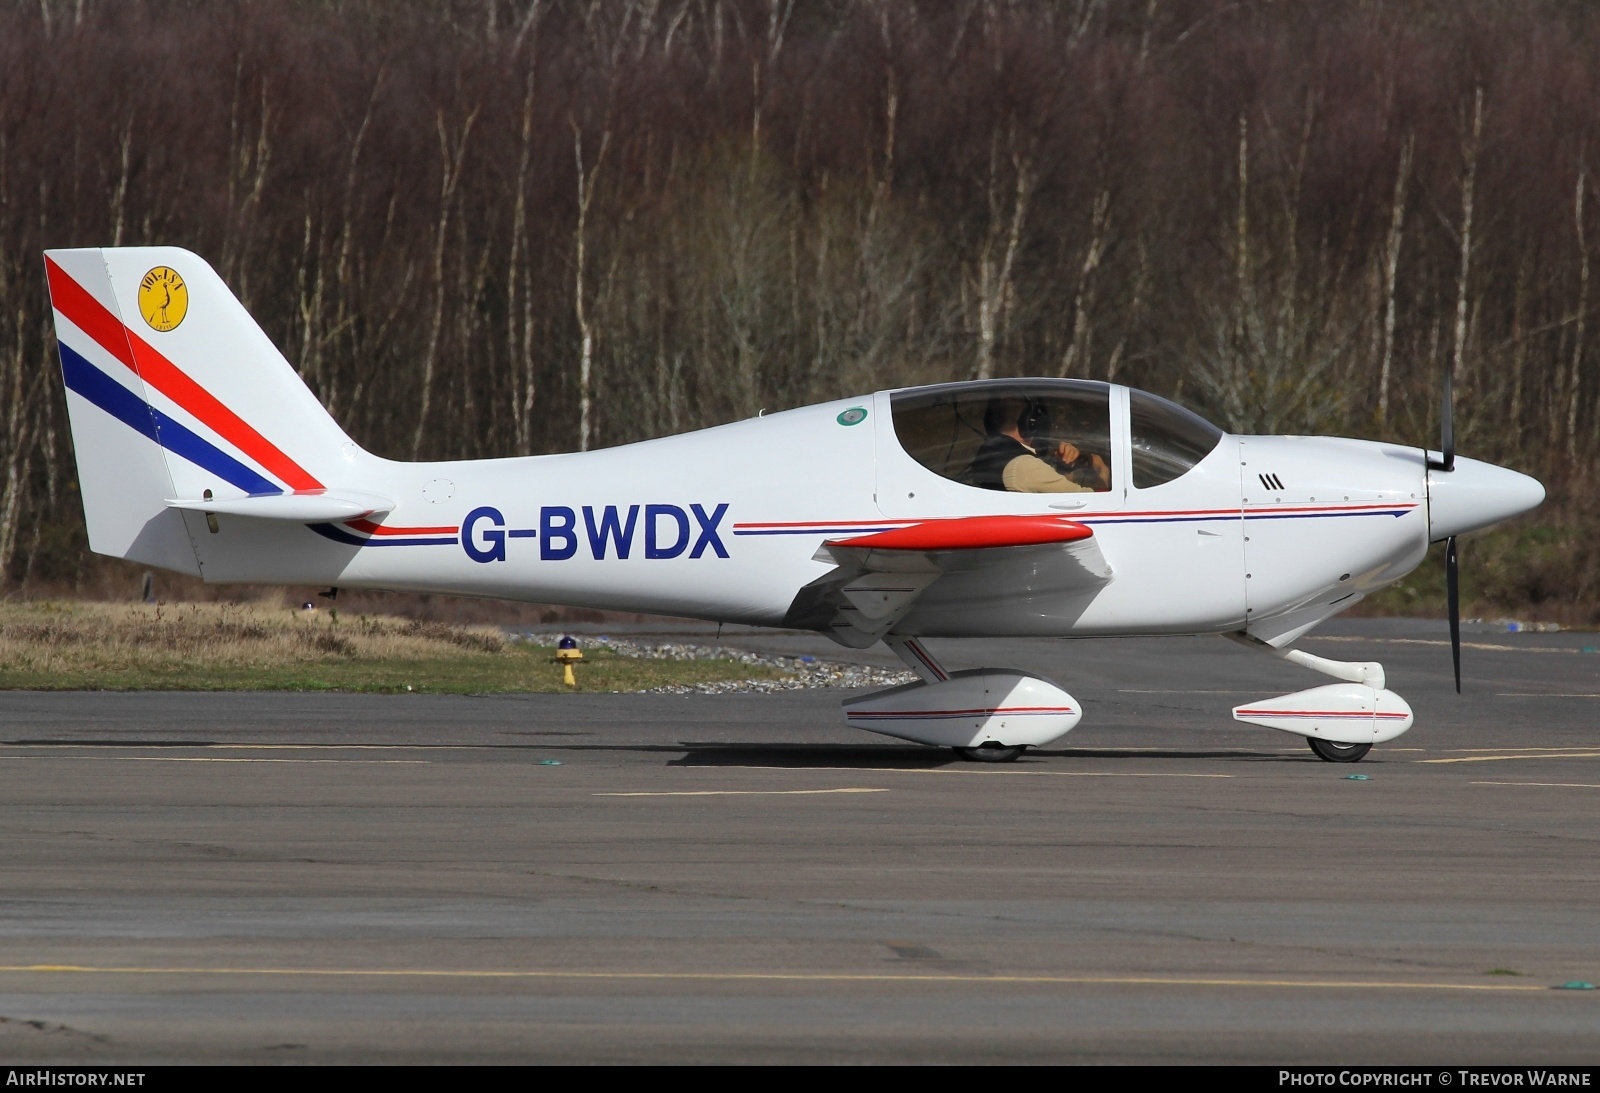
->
[1127, 387, 1226, 488]
[888, 380, 1224, 492]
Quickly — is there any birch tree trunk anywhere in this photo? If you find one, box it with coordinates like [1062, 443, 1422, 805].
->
[1569, 159, 1588, 460]
[1450, 87, 1482, 398]
[572, 117, 611, 452]
[974, 130, 1035, 380]
[1378, 135, 1412, 425]
[411, 106, 479, 460]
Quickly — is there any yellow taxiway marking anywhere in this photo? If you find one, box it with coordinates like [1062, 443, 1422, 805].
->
[209, 744, 458, 751]
[0, 744, 526, 752]
[721, 766, 1233, 779]
[1418, 753, 1600, 765]
[1496, 693, 1600, 698]
[907, 769, 1233, 778]
[1473, 781, 1600, 789]
[1314, 636, 1580, 655]
[202, 744, 553, 751]
[0, 965, 1561, 993]
[595, 788, 888, 797]
[0, 755, 426, 765]
[1117, 689, 1251, 694]
[1437, 746, 1600, 752]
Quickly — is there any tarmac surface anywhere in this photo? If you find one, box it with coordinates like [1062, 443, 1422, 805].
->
[1, 619, 1597, 1064]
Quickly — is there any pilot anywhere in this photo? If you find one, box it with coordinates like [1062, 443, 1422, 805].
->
[968, 393, 1110, 493]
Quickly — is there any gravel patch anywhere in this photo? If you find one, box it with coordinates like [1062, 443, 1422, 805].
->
[509, 632, 915, 693]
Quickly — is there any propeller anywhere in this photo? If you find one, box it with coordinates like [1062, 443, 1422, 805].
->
[1432, 363, 1461, 693]
[1446, 534, 1461, 693]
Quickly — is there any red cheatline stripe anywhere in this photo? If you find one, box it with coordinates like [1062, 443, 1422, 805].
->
[45, 257, 323, 493]
[831, 515, 1092, 552]
[1235, 709, 1410, 719]
[346, 519, 459, 536]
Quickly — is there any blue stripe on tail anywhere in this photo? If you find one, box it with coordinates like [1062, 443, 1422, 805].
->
[58, 342, 281, 497]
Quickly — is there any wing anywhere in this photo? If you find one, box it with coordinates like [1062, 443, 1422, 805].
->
[781, 515, 1113, 647]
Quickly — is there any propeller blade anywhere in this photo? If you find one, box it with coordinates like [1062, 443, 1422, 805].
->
[1446, 534, 1461, 694]
[1440, 361, 1455, 472]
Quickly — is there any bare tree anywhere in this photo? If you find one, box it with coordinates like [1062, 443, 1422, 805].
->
[571, 113, 611, 452]
[1377, 135, 1412, 426]
[412, 104, 480, 459]
[972, 127, 1035, 380]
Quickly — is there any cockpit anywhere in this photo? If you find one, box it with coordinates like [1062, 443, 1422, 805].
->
[888, 380, 1225, 493]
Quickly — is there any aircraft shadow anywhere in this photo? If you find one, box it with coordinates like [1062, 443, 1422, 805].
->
[668, 744, 955, 768]
[666, 743, 1301, 767]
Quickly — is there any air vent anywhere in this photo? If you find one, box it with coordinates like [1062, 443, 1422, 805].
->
[1258, 473, 1285, 491]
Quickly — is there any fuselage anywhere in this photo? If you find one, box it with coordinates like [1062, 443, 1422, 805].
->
[183, 378, 1522, 644]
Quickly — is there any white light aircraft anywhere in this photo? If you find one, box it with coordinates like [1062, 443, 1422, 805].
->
[45, 247, 1545, 762]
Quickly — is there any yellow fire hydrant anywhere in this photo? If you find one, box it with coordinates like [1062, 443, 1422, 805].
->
[554, 635, 583, 688]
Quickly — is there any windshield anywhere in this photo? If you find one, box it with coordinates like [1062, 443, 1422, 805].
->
[1128, 389, 1224, 488]
[890, 380, 1113, 494]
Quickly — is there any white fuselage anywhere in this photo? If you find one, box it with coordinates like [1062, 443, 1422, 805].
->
[187, 387, 1434, 644]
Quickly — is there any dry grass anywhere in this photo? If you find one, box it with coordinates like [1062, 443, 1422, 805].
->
[0, 601, 504, 670]
[0, 601, 782, 693]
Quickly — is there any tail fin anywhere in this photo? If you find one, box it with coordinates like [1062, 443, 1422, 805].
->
[45, 247, 364, 572]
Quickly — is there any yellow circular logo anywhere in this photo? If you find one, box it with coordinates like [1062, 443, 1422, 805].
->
[137, 266, 188, 332]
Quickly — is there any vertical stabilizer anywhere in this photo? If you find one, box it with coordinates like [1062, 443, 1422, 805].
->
[45, 246, 365, 573]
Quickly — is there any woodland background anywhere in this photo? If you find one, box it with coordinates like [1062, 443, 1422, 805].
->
[1, 0, 1596, 619]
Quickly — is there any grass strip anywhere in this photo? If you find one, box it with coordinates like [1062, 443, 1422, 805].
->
[0, 601, 785, 694]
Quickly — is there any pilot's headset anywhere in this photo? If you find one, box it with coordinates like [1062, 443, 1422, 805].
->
[1017, 395, 1053, 444]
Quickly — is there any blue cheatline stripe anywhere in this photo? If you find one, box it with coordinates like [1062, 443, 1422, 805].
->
[1083, 509, 1412, 526]
[307, 524, 458, 548]
[1079, 515, 1233, 525]
[1243, 509, 1412, 520]
[742, 510, 1413, 535]
[58, 342, 281, 497]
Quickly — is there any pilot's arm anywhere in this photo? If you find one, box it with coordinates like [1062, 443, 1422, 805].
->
[1002, 454, 1092, 493]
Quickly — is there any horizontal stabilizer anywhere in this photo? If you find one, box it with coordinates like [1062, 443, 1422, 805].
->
[1233, 683, 1414, 744]
[167, 490, 394, 522]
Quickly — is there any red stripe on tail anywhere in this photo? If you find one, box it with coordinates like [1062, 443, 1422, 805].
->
[346, 519, 459, 536]
[45, 257, 323, 492]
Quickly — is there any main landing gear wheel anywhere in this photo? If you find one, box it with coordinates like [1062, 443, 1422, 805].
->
[1308, 738, 1372, 763]
[954, 743, 1027, 763]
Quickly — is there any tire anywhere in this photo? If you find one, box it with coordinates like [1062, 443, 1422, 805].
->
[1308, 737, 1372, 763]
[953, 743, 1027, 763]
